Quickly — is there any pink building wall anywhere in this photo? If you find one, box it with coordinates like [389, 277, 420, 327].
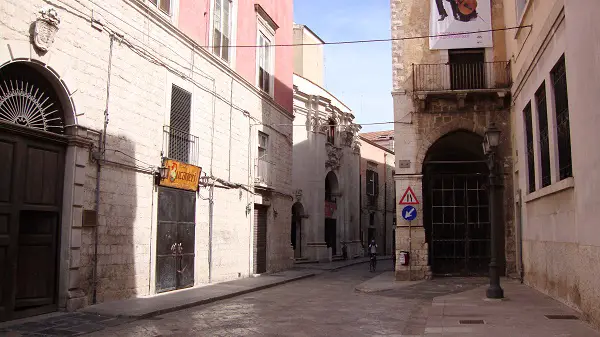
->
[178, 0, 294, 114]
[178, 0, 210, 46]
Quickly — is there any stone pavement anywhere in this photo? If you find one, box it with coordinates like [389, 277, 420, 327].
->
[359, 272, 600, 336]
[423, 280, 599, 336]
[294, 255, 392, 271]
[0, 269, 314, 336]
[2, 262, 599, 336]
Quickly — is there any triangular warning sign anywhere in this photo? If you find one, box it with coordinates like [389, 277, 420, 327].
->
[399, 186, 419, 205]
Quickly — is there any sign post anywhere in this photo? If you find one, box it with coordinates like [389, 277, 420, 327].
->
[399, 187, 420, 280]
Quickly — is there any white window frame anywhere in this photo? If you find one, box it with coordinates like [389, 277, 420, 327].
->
[147, 0, 179, 24]
[256, 11, 276, 97]
[258, 131, 269, 160]
[209, 0, 236, 64]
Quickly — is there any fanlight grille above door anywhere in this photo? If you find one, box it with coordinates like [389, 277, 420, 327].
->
[0, 79, 64, 133]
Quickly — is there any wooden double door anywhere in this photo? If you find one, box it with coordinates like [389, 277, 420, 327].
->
[0, 126, 66, 321]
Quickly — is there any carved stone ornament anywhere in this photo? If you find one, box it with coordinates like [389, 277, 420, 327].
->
[294, 189, 303, 202]
[310, 116, 327, 134]
[325, 143, 343, 170]
[33, 7, 61, 52]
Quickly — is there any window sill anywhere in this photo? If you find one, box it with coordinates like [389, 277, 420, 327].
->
[524, 176, 574, 203]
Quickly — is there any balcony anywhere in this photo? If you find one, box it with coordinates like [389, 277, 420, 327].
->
[162, 125, 200, 165]
[412, 61, 511, 107]
[255, 158, 274, 187]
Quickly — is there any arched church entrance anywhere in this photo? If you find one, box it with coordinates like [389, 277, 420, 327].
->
[291, 202, 304, 259]
[423, 131, 491, 276]
[0, 61, 69, 321]
[324, 171, 339, 256]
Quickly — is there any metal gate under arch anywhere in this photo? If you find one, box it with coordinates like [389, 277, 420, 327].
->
[428, 173, 491, 276]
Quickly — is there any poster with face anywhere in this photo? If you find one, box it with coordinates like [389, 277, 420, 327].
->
[429, 0, 493, 50]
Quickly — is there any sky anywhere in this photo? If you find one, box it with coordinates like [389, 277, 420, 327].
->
[293, 0, 393, 133]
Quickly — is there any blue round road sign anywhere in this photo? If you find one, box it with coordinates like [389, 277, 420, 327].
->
[402, 205, 417, 221]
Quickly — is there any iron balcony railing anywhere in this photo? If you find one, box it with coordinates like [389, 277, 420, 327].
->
[255, 157, 274, 186]
[162, 125, 200, 165]
[413, 61, 511, 92]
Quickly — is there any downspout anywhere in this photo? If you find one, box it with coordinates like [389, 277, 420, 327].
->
[93, 35, 114, 304]
[383, 153, 387, 255]
[208, 183, 214, 283]
[516, 189, 524, 283]
[247, 119, 253, 275]
[359, 172, 362, 255]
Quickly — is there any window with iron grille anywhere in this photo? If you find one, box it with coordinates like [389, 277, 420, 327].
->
[258, 131, 268, 159]
[149, 0, 171, 15]
[169, 85, 191, 163]
[369, 213, 375, 227]
[551, 55, 573, 180]
[524, 102, 536, 193]
[535, 83, 551, 188]
[212, 0, 232, 62]
[366, 169, 379, 197]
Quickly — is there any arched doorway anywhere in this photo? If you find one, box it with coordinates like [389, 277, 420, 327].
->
[0, 62, 68, 321]
[423, 130, 491, 276]
[291, 202, 304, 259]
[324, 171, 339, 256]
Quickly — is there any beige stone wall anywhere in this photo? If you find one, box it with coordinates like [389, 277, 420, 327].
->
[0, 0, 293, 309]
[292, 25, 324, 87]
[390, 0, 514, 280]
[503, 0, 600, 328]
[359, 139, 395, 255]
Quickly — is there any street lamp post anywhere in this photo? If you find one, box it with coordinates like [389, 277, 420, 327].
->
[483, 122, 504, 299]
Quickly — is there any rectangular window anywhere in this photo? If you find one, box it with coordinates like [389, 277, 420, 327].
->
[169, 85, 192, 163]
[258, 131, 268, 159]
[551, 56, 573, 180]
[149, 0, 171, 15]
[258, 33, 272, 94]
[524, 102, 536, 193]
[448, 49, 486, 90]
[366, 170, 379, 196]
[535, 83, 551, 188]
[213, 0, 232, 62]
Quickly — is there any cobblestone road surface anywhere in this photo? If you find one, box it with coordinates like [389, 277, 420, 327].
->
[84, 261, 488, 337]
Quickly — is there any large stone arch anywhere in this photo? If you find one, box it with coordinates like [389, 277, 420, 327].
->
[0, 40, 80, 129]
[415, 116, 488, 172]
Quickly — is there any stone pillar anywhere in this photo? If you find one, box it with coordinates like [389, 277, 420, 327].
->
[395, 174, 431, 280]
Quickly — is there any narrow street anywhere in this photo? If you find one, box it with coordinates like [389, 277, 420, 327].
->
[87, 261, 415, 336]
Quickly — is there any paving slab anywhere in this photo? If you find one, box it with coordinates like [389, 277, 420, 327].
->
[81, 269, 315, 319]
[293, 255, 392, 271]
[423, 279, 600, 337]
[355, 271, 423, 293]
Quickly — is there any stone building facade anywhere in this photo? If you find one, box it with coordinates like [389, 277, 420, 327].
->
[0, 0, 293, 321]
[390, 0, 515, 280]
[502, 0, 600, 329]
[358, 136, 396, 256]
[292, 74, 362, 261]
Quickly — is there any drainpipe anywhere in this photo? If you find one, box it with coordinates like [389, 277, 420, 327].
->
[384, 153, 388, 253]
[208, 183, 214, 283]
[516, 189, 524, 283]
[359, 172, 362, 255]
[93, 35, 114, 304]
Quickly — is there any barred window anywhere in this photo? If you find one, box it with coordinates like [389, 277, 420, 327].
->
[535, 83, 551, 188]
[551, 55, 572, 180]
[169, 85, 191, 163]
[524, 102, 536, 193]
